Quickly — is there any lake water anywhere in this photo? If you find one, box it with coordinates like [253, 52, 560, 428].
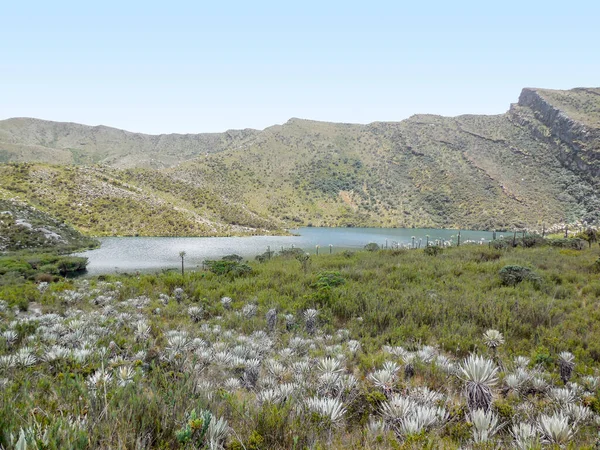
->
[74, 227, 496, 275]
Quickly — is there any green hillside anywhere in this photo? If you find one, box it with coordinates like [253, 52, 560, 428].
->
[0, 87, 599, 236]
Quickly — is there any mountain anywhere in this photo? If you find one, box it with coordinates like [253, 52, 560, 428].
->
[0, 87, 598, 236]
[0, 117, 259, 169]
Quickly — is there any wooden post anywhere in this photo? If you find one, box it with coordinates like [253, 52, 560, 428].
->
[457, 230, 461, 247]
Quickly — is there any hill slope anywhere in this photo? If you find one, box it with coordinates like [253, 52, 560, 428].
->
[0, 118, 259, 169]
[0, 87, 598, 235]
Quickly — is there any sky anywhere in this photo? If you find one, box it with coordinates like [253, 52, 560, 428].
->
[1, 0, 599, 134]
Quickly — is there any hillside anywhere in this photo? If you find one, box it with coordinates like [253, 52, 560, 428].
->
[0, 118, 259, 169]
[0, 196, 96, 252]
[0, 87, 599, 235]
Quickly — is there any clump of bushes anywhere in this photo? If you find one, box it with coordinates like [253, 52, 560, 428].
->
[0, 253, 88, 284]
[498, 265, 539, 286]
[424, 245, 443, 256]
[203, 259, 252, 277]
[548, 238, 586, 250]
[364, 243, 380, 252]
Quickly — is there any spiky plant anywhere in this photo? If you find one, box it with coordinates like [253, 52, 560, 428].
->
[87, 369, 112, 393]
[223, 377, 242, 391]
[380, 394, 415, 427]
[306, 396, 347, 426]
[483, 329, 504, 351]
[318, 357, 344, 375]
[134, 320, 150, 342]
[458, 354, 498, 412]
[304, 309, 318, 335]
[537, 412, 575, 446]
[511, 422, 539, 449]
[531, 376, 548, 395]
[558, 352, 575, 384]
[116, 366, 135, 387]
[173, 287, 184, 303]
[188, 306, 204, 323]
[368, 369, 396, 395]
[581, 375, 600, 392]
[404, 354, 415, 379]
[242, 359, 261, 389]
[1, 330, 18, 348]
[548, 387, 577, 406]
[347, 340, 361, 355]
[265, 308, 277, 333]
[409, 386, 445, 406]
[284, 314, 295, 331]
[470, 409, 503, 444]
[366, 417, 387, 438]
[220, 296, 232, 310]
[242, 303, 257, 319]
[513, 356, 530, 369]
[207, 414, 230, 449]
[564, 404, 593, 425]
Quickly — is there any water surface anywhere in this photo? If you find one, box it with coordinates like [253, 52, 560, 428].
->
[75, 227, 495, 275]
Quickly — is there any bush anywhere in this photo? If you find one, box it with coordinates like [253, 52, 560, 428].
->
[548, 238, 586, 250]
[314, 271, 345, 289]
[364, 243, 380, 252]
[278, 248, 305, 259]
[222, 254, 243, 262]
[204, 260, 252, 277]
[424, 245, 443, 256]
[499, 265, 539, 286]
[592, 258, 600, 274]
[56, 257, 88, 275]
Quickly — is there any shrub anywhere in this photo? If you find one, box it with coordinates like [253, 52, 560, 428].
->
[547, 238, 586, 250]
[499, 265, 539, 286]
[204, 260, 252, 277]
[222, 254, 243, 262]
[424, 246, 443, 256]
[592, 258, 600, 274]
[314, 271, 345, 289]
[364, 243, 380, 252]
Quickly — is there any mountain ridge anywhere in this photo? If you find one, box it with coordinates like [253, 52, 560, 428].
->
[1, 87, 599, 236]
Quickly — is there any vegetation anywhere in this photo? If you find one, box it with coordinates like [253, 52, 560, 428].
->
[0, 198, 97, 252]
[0, 252, 88, 285]
[2, 243, 600, 448]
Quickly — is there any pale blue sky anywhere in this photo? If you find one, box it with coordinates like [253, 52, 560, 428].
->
[2, 1, 598, 134]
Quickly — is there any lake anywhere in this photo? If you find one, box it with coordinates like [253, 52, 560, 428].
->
[74, 227, 496, 275]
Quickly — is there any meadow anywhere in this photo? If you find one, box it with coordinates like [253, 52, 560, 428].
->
[1, 240, 600, 449]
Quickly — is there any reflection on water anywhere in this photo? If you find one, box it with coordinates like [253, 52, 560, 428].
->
[74, 227, 495, 275]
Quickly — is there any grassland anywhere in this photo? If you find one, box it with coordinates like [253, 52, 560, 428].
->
[2, 242, 600, 448]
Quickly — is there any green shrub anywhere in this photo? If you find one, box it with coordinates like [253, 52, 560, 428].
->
[314, 271, 345, 289]
[499, 265, 539, 286]
[364, 243, 380, 252]
[204, 260, 252, 277]
[424, 245, 443, 256]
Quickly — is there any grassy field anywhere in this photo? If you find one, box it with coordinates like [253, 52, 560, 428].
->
[1, 242, 600, 448]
